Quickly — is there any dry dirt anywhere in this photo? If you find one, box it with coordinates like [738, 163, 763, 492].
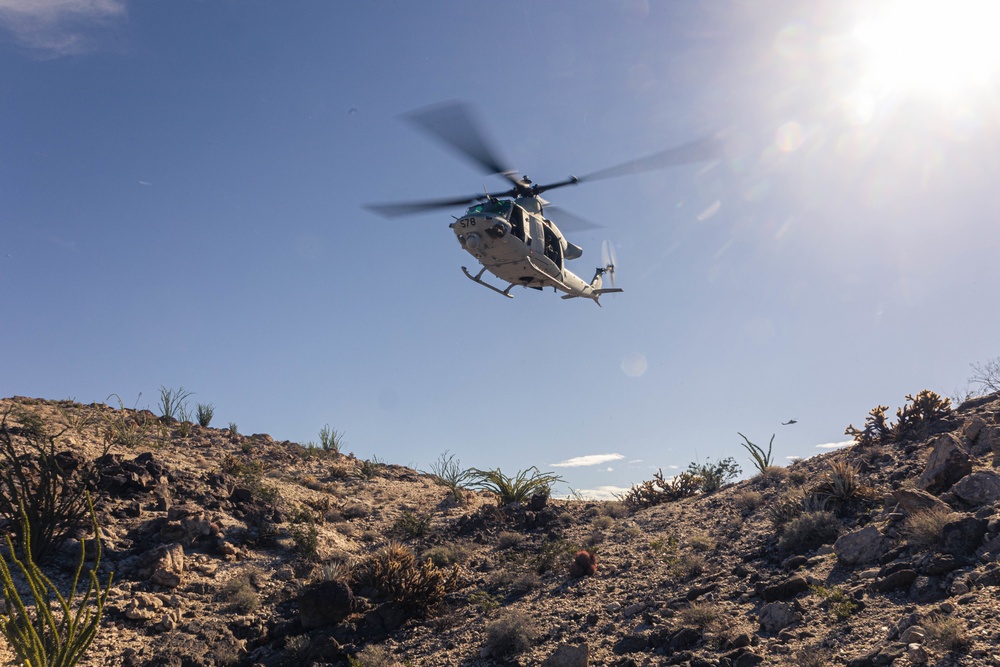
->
[2, 393, 1000, 667]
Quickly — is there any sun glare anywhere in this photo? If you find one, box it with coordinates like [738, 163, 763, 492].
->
[854, 0, 1000, 97]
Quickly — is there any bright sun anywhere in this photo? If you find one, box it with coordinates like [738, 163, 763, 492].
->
[853, 0, 1000, 97]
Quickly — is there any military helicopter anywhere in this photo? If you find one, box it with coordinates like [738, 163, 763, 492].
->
[365, 101, 722, 305]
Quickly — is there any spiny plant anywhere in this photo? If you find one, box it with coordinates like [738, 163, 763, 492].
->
[97, 394, 163, 450]
[319, 424, 345, 453]
[0, 494, 112, 667]
[0, 409, 101, 564]
[846, 390, 951, 447]
[468, 466, 563, 506]
[355, 542, 458, 614]
[621, 469, 700, 507]
[427, 450, 473, 504]
[814, 460, 861, 502]
[738, 432, 775, 474]
[157, 386, 192, 422]
[196, 402, 214, 427]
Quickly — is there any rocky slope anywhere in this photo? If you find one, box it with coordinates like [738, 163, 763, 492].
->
[2, 392, 1000, 667]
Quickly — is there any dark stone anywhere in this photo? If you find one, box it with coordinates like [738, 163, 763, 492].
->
[922, 553, 961, 575]
[668, 626, 702, 652]
[734, 653, 765, 667]
[298, 580, 354, 630]
[909, 575, 947, 604]
[361, 601, 407, 639]
[941, 516, 987, 556]
[613, 633, 649, 654]
[874, 569, 917, 593]
[763, 576, 809, 601]
[782, 555, 808, 571]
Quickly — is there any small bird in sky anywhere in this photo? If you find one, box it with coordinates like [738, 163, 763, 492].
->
[782, 419, 797, 425]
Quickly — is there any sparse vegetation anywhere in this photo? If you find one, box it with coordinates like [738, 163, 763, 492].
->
[97, 394, 162, 450]
[846, 390, 951, 447]
[196, 402, 214, 427]
[355, 542, 458, 614]
[739, 432, 775, 474]
[903, 506, 953, 550]
[969, 356, 1000, 395]
[468, 466, 562, 506]
[687, 456, 741, 493]
[220, 575, 260, 613]
[428, 450, 473, 504]
[483, 612, 538, 662]
[815, 460, 861, 502]
[157, 386, 192, 422]
[811, 584, 860, 620]
[778, 510, 841, 554]
[392, 510, 432, 538]
[677, 601, 719, 632]
[319, 423, 345, 453]
[925, 613, 969, 652]
[622, 469, 700, 507]
[0, 494, 112, 667]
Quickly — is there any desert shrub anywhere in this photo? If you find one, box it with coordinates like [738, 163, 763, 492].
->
[767, 490, 806, 529]
[739, 432, 775, 474]
[349, 645, 405, 667]
[791, 646, 833, 666]
[814, 460, 861, 502]
[733, 490, 763, 513]
[157, 386, 192, 422]
[811, 584, 860, 620]
[291, 522, 320, 561]
[903, 506, 953, 550]
[0, 409, 101, 564]
[392, 510, 432, 538]
[846, 390, 951, 447]
[319, 424, 345, 453]
[591, 514, 614, 530]
[358, 456, 385, 480]
[601, 500, 629, 518]
[355, 542, 458, 614]
[778, 511, 841, 554]
[534, 538, 577, 574]
[671, 552, 707, 580]
[677, 602, 719, 632]
[469, 590, 502, 613]
[925, 613, 969, 652]
[285, 635, 311, 660]
[969, 357, 1000, 395]
[196, 403, 214, 427]
[228, 422, 239, 437]
[0, 494, 112, 667]
[97, 395, 163, 450]
[428, 450, 473, 504]
[422, 544, 468, 567]
[622, 469, 700, 507]
[488, 569, 541, 595]
[483, 612, 538, 662]
[496, 531, 523, 549]
[688, 533, 716, 552]
[687, 457, 741, 494]
[468, 466, 562, 506]
[220, 575, 259, 614]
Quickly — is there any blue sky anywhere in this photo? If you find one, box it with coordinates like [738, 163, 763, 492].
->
[3, 1, 999, 498]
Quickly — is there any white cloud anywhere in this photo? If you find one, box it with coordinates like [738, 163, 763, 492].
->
[550, 453, 625, 468]
[567, 485, 630, 501]
[815, 440, 853, 450]
[0, 0, 126, 56]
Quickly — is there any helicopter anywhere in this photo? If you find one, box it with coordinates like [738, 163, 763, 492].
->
[365, 101, 722, 305]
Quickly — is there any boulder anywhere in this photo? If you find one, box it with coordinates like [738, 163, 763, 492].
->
[835, 526, 892, 567]
[758, 601, 801, 633]
[951, 470, 1000, 507]
[940, 515, 987, 556]
[917, 433, 971, 494]
[763, 576, 810, 601]
[542, 643, 589, 667]
[298, 580, 355, 630]
[891, 489, 951, 516]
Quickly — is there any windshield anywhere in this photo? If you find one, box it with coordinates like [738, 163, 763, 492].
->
[465, 199, 512, 218]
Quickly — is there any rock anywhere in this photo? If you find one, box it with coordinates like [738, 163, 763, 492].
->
[758, 602, 802, 633]
[874, 569, 917, 593]
[899, 625, 926, 644]
[890, 489, 951, 516]
[917, 433, 972, 494]
[613, 633, 649, 654]
[940, 515, 987, 556]
[835, 526, 892, 567]
[139, 543, 184, 588]
[951, 470, 1000, 507]
[298, 580, 354, 630]
[734, 653, 764, 667]
[976, 426, 1000, 466]
[908, 575, 946, 604]
[542, 643, 589, 667]
[763, 576, 810, 601]
[667, 626, 702, 652]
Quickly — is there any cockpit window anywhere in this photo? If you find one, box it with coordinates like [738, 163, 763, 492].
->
[466, 199, 512, 218]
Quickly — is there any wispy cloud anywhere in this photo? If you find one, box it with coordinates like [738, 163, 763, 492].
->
[815, 440, 853, 450]
[0, 0, 126, 57]
[550, 453, 625, 468]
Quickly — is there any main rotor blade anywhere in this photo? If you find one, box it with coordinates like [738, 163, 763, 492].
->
[364, 194, 485, 218]
[577, 133, 724, 182]
[544, 206, 602, 232]
[404, 101, 515, 179]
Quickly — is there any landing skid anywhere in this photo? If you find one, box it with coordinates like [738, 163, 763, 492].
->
[461, 266, 515, 298]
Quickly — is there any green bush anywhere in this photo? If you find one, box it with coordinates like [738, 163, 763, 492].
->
[622, 469, 700, 507]
[483, 612, 538, 662]
[738, 432, 775, 474]
[428, 450, 473, 504]
[468, 466, 562, 506]
[687, 457, 741, 494]
[319, 424, 345, 453]
[157, 386, 192, 422]
[355, 542, 458, 614]
[196, 403, 214, 427]
[0, 495, 112, 667]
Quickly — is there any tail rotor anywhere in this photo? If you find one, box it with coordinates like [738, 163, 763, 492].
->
[600, 240, 618, 288]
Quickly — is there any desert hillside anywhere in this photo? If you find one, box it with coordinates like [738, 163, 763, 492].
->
[2, 391, 1000, 667]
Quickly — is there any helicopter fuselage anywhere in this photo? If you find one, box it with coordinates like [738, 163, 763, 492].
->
[449, 197, 613, 301]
